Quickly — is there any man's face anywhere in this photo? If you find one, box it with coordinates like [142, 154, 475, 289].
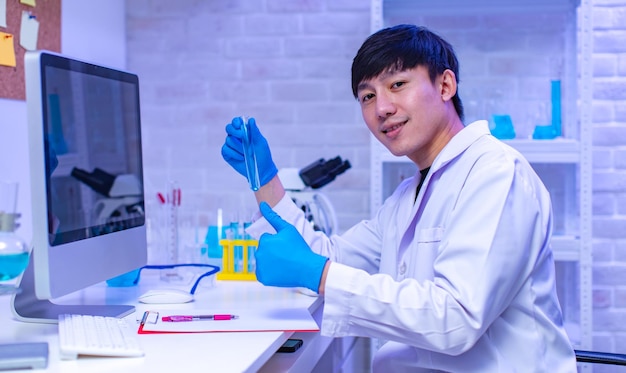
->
[356, 65, 451, 167]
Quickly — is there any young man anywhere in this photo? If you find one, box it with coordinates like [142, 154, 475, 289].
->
[222, 24, 577, 372]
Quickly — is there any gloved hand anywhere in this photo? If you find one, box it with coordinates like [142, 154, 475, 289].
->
[255, 202, 329, 293]
[221, 116, 278, 188]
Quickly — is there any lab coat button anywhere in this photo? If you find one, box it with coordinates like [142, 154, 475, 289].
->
[399, 263, 406, 275]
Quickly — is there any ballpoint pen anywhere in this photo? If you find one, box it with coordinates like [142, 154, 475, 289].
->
[140, 311, 149, 326]
[162, 314, 239, 322]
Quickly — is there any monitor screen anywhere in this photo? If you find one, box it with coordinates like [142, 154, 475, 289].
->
[12, 51, 147, 323]
[43, 54, 145, 246]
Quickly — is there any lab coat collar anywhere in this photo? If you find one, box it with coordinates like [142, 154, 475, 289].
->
[409, 120, 490, 204]
[429, 120, 491, 175]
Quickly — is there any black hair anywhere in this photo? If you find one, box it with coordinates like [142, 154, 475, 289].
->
[351, 24, 464, 121]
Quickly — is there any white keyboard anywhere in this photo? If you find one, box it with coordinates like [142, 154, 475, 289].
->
[58, 314, 144, 360]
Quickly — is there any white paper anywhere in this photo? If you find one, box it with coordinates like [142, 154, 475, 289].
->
[19, 11, 39, 51]
[1, 0, 7, 28]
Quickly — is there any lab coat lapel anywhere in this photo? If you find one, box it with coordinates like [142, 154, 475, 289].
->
[395, 120, 491, 262]
[397, 172, 430, 260]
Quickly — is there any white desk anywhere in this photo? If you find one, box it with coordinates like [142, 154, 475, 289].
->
[0, 272, 337, 373]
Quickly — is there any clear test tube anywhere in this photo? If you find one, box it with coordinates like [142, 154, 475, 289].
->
[244, 222, 256, 273]
[241, 116, 260, 191]
[229, 221, 243, 273]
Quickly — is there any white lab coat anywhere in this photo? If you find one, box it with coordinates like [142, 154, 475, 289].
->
[247, 120, 577, 372]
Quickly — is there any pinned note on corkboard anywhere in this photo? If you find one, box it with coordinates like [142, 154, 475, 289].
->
[0, 0, 60, 100]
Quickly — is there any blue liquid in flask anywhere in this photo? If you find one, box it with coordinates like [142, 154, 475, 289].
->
[0, 252, 29, 281]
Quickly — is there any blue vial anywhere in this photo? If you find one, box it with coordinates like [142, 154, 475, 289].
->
[241, 116, 260, 191]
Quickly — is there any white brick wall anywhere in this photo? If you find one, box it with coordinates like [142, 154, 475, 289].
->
[591, 0, 626, 359]
[127, 0, 626, 358]
[127, 0, 370, 232]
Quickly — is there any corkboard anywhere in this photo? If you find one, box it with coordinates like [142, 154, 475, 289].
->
[0, 0, 61, 100]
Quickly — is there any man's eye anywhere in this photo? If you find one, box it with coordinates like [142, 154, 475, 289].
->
[360, 93, 374, 103]
[392, 81, 405, 89]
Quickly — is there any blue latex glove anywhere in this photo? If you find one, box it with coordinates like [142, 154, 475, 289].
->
[221, 117, 278, 188]
[255, 202, 329, 293]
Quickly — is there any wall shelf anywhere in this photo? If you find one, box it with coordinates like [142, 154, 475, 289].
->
[383, 0, 579, 16]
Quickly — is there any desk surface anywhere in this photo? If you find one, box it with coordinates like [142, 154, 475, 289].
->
[1, 272, 323, 373]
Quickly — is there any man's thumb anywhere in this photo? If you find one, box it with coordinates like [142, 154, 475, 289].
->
[260, 201, 289, 231]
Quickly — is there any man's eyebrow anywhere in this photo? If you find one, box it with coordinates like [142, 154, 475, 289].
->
[357, 68, 400, 93]
[356, 69, 397, 92]
[357, 81, 372, 93]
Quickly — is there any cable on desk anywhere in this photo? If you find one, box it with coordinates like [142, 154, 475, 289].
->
[128, 264, 221, 294]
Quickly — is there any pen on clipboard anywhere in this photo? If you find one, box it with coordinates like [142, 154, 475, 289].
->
[162, 314, 239, 322]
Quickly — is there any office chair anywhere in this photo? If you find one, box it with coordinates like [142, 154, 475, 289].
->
[575, 350, 626, 365]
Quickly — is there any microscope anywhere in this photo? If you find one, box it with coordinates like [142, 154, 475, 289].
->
[278, 156, 351, 235]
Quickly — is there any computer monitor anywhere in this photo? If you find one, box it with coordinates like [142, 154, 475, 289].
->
[11, 50, 147, 323]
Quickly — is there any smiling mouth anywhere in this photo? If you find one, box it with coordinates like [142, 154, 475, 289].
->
[382, 122, 405, 134]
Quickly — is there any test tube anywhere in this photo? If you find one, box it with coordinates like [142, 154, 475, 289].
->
[241, 116, 260, 191]
[230, 221, 243, 273]
[244, 222, 256, 273]
[226, 221, 241, 273]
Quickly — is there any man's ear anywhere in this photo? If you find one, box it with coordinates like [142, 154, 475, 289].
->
[440, 69, 457, 102]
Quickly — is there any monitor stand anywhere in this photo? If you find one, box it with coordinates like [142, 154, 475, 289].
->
[10, 254, 135, 324]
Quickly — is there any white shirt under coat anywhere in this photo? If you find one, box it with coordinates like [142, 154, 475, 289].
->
[247, 120, 577, 372]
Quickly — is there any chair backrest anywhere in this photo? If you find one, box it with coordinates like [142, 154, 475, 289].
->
[575, 350, 626, 365]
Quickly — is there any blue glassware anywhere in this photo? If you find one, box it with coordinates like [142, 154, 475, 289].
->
[241, 116, 260, 191]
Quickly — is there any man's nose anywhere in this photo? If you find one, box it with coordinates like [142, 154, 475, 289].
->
[376, 91, 396, 118]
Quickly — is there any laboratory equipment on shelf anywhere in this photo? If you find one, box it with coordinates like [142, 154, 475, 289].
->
[490, 114, 516, 140]
[532, 80, 562, 140]
[278, 156, 351, 236]
[487, 91, 515, 140]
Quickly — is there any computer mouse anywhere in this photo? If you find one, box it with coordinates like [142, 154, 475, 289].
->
[138, 289, 194, 304]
